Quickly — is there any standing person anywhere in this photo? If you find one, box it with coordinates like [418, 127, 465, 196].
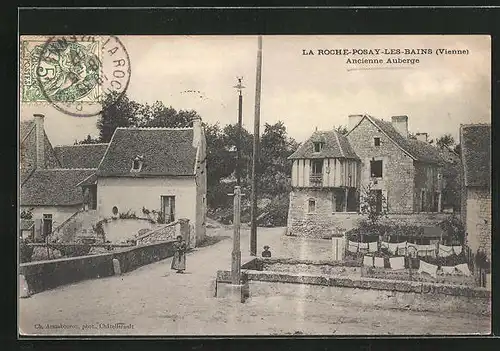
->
[171, 235, 187, 273]
[261, 245, 272, 258]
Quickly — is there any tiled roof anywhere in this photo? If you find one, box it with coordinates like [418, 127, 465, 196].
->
[461, 124, 491, 188]
[20, 120, 35, 140]
[288, 130, 359, 160]
[21, 169, 95, 206]
[54, 144, 108, 169]
[20, 219, 34, 231]
[356, 115, 448, 165]
[97, 128, 197, 176]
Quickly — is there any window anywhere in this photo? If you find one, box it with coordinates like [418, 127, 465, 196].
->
[161, 196, 176, 224]
[374, 137, 381, 146]
[370, 160, 383, 178]
[311, 160, 323, 174]
[420, 190, 426, 212]
[313, 142, 324, 153]
[131, 155, 143, 172]
[42, 214, 52, 237]
[308, 198, 316, 213]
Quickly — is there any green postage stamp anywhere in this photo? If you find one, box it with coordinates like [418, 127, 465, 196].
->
[20, 35, 131, 117]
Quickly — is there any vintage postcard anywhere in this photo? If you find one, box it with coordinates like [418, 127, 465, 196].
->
[19, 34, 491, 336]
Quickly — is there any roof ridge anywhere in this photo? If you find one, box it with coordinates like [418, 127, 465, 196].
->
[54, 143, 109, 147]
[116, 127, 193, 131]
[39, 168, 97, 171]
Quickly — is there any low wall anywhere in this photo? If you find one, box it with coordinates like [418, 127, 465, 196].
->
[287, 212, 452, 239]
[20, 241, 176, 295]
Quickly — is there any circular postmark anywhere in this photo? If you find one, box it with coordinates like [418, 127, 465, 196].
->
[31, 35, 131, 117]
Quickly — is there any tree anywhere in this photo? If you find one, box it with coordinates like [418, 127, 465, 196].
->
[75, 134, 100, 145]
[334, 125, 349, 135]
[453, 143, 461, 156]
[359, 180, 388, 225]
[436, 134, 455, 149]
[97, 92, 140, 142]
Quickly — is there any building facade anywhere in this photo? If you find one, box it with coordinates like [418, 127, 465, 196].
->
[287, 114, 455, 238]
[460, 124, 491, 261]
[95, 117, 207, 246]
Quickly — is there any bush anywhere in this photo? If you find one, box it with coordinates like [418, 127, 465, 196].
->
[438, 215, 465, 244]
[19, 239, 34, 263]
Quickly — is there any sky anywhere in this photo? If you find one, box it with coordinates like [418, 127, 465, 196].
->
[20, 35, 491, 146]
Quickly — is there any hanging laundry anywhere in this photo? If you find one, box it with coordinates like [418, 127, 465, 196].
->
[438, 245, 454, 258]
[417, 244, 437, 258]
[368, 241, 378, 253]
[389, 256, 405, 270]
[388, 242, 399, 255]
[358, 242, 369, 253]
[441, 266, 457, 275]
[348, 241, 359, 253]
[396, 241, 407, 256]
[418, 260, 438, 278]
[374, 257, 385, 268]
[363, 255, 374, 267]
[455, 263, 471, 277]
[452, 246, 463, 255]
[380, 241, 390, 250]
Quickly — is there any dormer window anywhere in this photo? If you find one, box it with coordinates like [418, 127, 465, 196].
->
[131, 155, 143, 172]
[313, 142, 324, 153]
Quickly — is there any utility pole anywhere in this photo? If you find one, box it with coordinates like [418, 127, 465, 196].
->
[250, 35, 263, 256]
[233, 77, 245, 186]
[229, 186, 243, 285]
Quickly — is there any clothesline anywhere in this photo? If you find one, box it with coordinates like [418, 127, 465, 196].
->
[363, 255, 472, 276]
[348, 240, 463, 258]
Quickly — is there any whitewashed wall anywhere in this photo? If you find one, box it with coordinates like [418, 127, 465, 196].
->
[97, 177, 197, 228]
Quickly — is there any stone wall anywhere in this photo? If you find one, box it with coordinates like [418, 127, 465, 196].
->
[466, 187, 491, 260]
[347, 117, 415, 213]
[287, 189, 451, 239]
[287, 188, 354, 238]
[414, 161, 442, 212]
[20, 241, 177, 295]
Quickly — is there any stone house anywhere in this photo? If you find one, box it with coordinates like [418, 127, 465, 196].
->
[459, 124, 491, 261]
[20, 114, 103, 241]
[287, 130, 361, 238]
[347, 114, 449, 214]
[95, 117, 207, 246]
[287, 114, 454, 238]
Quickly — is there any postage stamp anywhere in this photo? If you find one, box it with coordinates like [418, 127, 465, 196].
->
[20, 35, 131, 117]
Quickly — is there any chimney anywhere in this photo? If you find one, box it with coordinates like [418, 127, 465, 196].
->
[391, 115, 408, 138]
[191, 116, 202, 148]
[33, 114, 45, 169]
[348, 114, 364, 131]
[415, 132, 428, 142]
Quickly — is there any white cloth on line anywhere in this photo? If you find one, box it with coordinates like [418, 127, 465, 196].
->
[374, 257, 385, 268]
[348, 241, 359, 253]
[418, 260, 438, 278]
[363, 255, 374, 267]
[441, 266, 457, 275]
[417, 244, 437, 258]
[438, 244, 454, 257]
[397, 242, 407, 256]
[389, 256, 405, 270]
[452, 246, 463, 255]
[388, 243, 399, 255]
[368, 241, 378, 253]
[455, 263, 471, 276]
